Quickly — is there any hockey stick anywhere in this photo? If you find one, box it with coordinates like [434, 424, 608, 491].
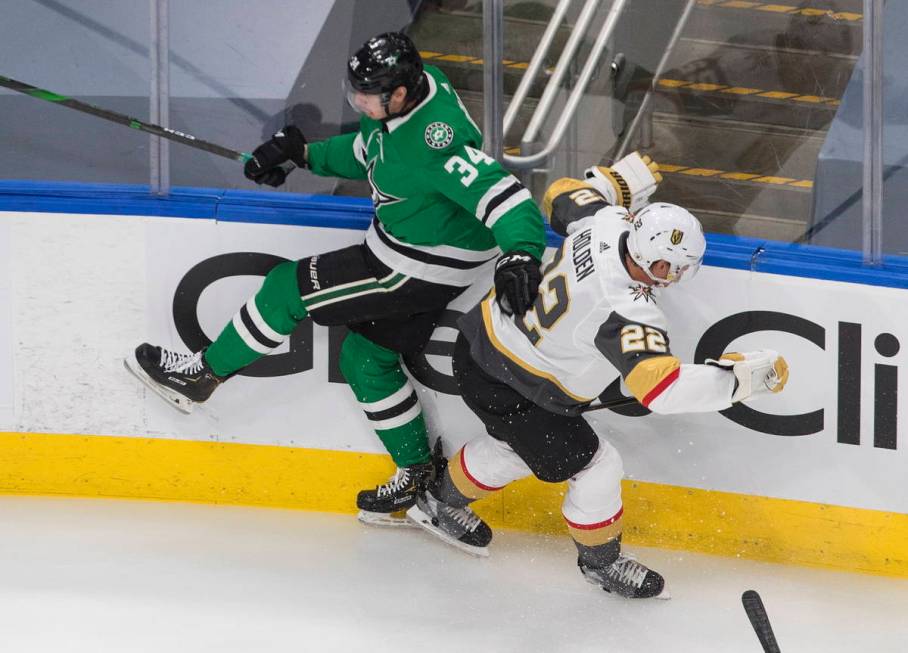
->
[0, 74, 295, 172]
[742, 590, 782, 653]
[581, 395, 638, 413]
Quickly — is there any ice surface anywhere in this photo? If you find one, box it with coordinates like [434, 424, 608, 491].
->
[0, 496, 905, 652]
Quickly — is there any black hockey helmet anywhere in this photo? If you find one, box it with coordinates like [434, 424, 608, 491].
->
[346, 32, 426, 114]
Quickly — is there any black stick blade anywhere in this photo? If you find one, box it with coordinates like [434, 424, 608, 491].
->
[742, 590, 781, 653]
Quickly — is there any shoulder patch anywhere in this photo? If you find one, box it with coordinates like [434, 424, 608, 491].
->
[425, 121, 454, 150]
[628, 283, 657, 304]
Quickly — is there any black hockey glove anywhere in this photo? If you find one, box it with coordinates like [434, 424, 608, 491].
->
[243, 125, 308, 187]
[494, 251, 541, 316]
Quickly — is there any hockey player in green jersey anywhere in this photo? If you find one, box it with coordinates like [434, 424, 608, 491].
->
[125, 32, 546, 526]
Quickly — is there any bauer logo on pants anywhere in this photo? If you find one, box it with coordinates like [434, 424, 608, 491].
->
[425, 122, 454, 149]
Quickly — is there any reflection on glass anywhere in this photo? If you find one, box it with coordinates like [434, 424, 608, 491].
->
[632, 1, 862, 245]
[167, 2, 422, 195]
[809, 1, 908, 258]
[0, 0, 152, 184]
[417, 1, 863, 246]
[0, 0, 871, 251]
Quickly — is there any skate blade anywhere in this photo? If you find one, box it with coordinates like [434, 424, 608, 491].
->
[123, 358, 195, 415]
[357, 510, 419, 528]
[405, 504, 490, 558]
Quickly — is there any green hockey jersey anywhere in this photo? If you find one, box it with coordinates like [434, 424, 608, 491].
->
[305, 64, 545, 287]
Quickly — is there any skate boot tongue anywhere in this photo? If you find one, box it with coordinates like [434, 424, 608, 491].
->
[377, 468, 413, 498]
[160, 349, 205, 374]
[125, 343, 225, 413]
[609, 557, 650, 589]
[443, 503, 483, 533]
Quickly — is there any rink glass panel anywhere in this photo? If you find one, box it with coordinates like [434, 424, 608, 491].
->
[477, 0, 865, 251]
[164, 1, 421, 196]
[0, 0, 152, 184]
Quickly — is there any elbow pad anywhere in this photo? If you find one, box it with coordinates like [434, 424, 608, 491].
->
[542, 178, 611, 236]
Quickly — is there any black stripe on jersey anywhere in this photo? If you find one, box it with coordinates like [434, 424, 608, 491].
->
[363, 391, 419, 422]
[371, 219, 494, 270]
[239, 304, 282, 349]
[481, 180, 524, 225]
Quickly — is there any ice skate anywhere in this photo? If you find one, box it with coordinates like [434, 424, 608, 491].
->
[406, 485, 492, 557]
[356, 463, 433, 528]
[579, 553, 670, 599]
[125, 343, 225, 414]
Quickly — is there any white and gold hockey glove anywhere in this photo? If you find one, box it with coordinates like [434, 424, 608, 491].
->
[583, 151, 662, 213]
[706, 350, 790, 403]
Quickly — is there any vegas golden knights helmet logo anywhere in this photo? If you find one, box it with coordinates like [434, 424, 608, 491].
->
[670, 229, 684, 245]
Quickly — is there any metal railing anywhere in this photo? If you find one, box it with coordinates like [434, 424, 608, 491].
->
[483, 0, 697, 172]
[495, 0, 630, 170]
[500, 0, 572, 144]
[613, 0, 697, 161]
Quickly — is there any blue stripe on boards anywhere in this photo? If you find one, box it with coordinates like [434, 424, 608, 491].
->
[1, 180, 906, 289]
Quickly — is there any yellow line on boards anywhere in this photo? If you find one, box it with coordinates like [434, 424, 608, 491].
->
[2, 431, 906, 577]
[0, 431, 388, 513]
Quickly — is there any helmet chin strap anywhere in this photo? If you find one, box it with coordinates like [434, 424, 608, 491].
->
[634, 254, 673, 287]
[647, 275, 671, 288]
[647, 267, 676, 287]
[380, 91, 395, 119]
[380, 75, 429, 121]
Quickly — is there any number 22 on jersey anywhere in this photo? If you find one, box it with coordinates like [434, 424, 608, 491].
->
[619, 324, 667, 353]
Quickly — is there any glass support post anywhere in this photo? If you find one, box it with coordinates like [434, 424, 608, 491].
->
[862, 0, 883, 266]
[482, 0, 504, 160]
[150, 0, 170, 196]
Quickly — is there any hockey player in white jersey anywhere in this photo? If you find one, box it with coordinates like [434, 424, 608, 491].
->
[407, 153, 789, 599]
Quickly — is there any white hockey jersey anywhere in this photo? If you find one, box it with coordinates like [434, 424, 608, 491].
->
[458, 181, 735, 416]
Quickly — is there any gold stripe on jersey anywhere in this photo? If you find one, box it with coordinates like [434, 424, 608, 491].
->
[625, 356, 682, 406]
[566, 511, 624, 546]
[542, 178, 602, 220]
[481, 293, 594, 403]
[448, 448, 501, 500]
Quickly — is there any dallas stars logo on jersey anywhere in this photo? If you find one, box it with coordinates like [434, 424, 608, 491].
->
[425, 122, 454, 150]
